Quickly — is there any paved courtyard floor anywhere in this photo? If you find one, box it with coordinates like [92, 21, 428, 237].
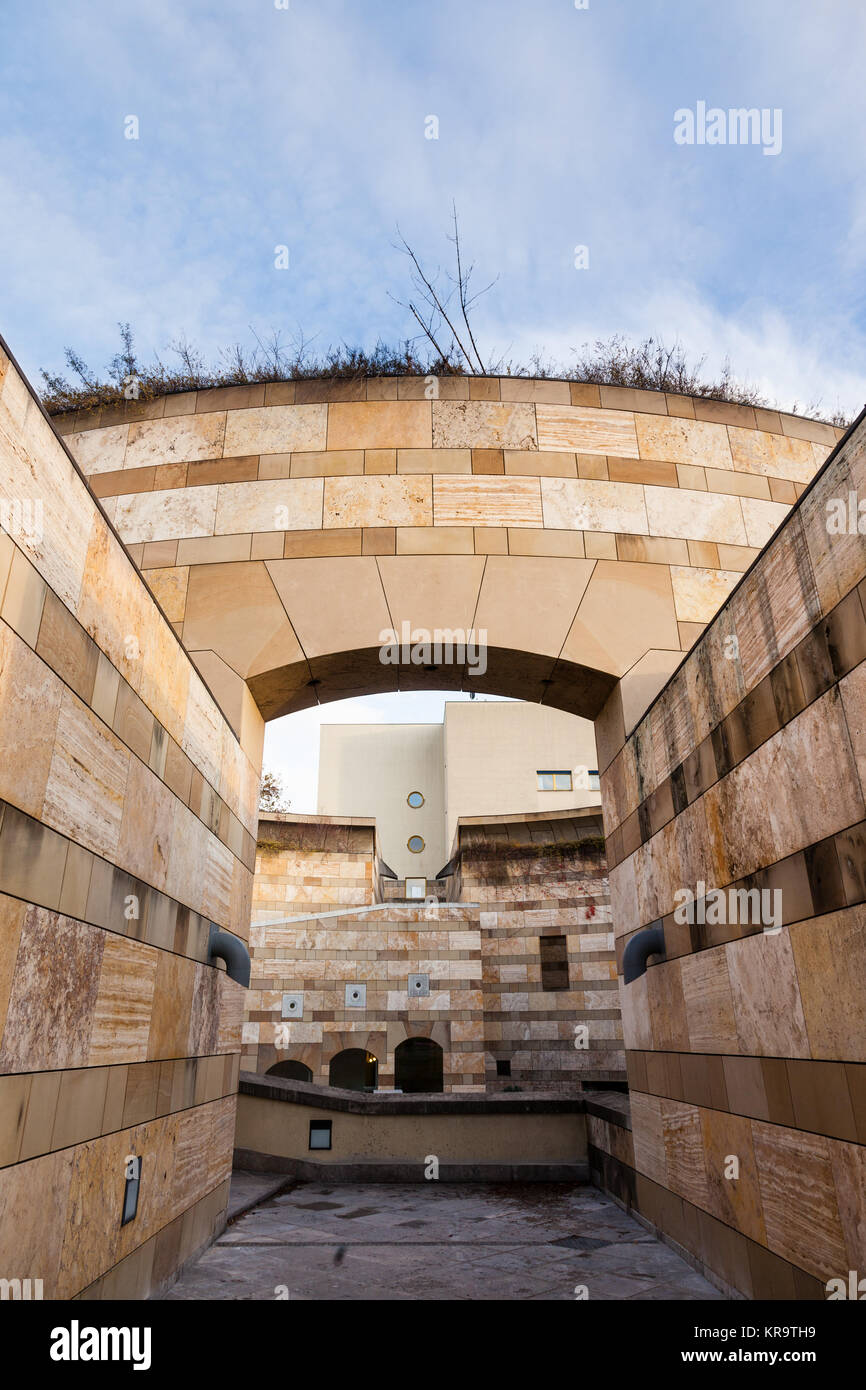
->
[163, 1177, 724, 1300]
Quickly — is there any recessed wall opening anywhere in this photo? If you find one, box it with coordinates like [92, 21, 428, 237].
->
[329, 1048, 378, 1092]
[266, 1060, 313, 1083]
[395, 1037, 444, 1093]
[539, 934, 570, 992]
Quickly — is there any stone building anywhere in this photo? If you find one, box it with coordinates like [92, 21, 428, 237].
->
[0, 341, 860, 1302]
[243, 802, 619, 1094]
[317, 699, 602, 882]
[245, 701, 619, 1095]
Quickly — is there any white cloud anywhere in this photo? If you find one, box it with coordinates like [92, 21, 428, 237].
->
[0, 0, 861, 422]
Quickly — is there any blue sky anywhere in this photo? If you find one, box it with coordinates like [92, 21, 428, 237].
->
[1, 0, 863, 801]
[1, 0, 863, 417]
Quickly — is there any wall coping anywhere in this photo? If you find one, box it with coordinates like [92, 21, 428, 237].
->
[448, 805, 606, 864]
[259, 812, 377, 827]
[583, 1091, 632, 1130]
[51, 375, 846, 441]
[454, 806, 603, 829]
[239, 1071, 588, 1115]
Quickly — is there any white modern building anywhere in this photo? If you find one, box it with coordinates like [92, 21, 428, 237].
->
[317, 700, 601, 881]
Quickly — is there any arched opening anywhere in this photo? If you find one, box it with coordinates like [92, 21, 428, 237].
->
[266, 1060, 313, 1083]
[395, 1037, 444, 1093]
[329, 1048, 378, 1092]
[246, 645, 618, 723]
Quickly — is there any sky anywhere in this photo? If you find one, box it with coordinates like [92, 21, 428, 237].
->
[1, 0, 863, 802]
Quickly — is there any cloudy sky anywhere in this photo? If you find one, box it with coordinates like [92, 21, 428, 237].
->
[1, 0, 862, 802]
[2, 0, 863, 413]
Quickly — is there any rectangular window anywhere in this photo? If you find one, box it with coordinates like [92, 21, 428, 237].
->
[537, 770, 573, 791]
[588, 769, 600, 791]
[496, 1059, 511, 1077]
[539, 935, 570, 991]
[309, 1121, 332, 1151]
[405, 877, 426, 899]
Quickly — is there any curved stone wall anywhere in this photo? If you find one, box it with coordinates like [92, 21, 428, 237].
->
[58, 378, 842, 736]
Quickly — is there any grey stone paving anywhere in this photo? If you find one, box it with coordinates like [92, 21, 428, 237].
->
[162, 1179, 725, 1301]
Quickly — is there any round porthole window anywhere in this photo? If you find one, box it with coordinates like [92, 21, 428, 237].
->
[407, 791, 424, 808]
[407, 835, 425, 854]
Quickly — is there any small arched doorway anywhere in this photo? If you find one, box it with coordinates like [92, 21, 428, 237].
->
[395, 1037, 444, 1093]
[329, 1048, 378, 1092]
[266, 1060, 313, 1083]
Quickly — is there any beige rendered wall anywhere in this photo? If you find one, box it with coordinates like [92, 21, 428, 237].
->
[443, 701, 600, 851]
[0, 338, 259, 1300]
[236, 1092, 586, 1164]
[318, 722, 446, 878]
[317, 704, 600, 879]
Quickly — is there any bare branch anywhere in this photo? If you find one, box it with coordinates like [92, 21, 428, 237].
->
[449, 202, 486, 373]
[394, 226, 477, 371]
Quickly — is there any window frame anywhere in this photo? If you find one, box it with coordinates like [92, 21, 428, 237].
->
[309, 1120, 332, 1151]
[536, 769, 574, 792]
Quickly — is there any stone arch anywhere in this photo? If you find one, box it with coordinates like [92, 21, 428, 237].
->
[63, 378, 831, 756]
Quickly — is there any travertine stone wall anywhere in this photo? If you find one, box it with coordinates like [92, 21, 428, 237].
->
[247, 810, 620, 1093]
[57, 379, 842, 733]
[596, 411, 866, 1299]
[246, 816, 485, 1090]
[454, 812, 622, 1091]
[0, 339, 258, 1299]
